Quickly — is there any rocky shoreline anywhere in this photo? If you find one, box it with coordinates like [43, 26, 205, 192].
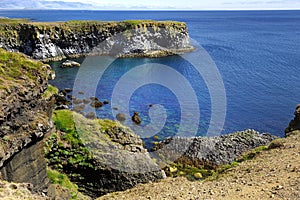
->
[0, 19, 298, 199]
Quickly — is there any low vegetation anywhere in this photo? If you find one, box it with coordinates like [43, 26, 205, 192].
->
[164, 140, 283, 182]
[47, 168, 81, 199]
[0, 48, 44, 85]
[42, 84, 58, 100]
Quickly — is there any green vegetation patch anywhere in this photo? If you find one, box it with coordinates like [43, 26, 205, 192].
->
[0, 18, 29, 24]
[42, 84, 58, 100]
[46, 110, 95, 170]
[47, 168, 79, 199]
[0, 48, 45, 90]
[164, 162, 213, 181]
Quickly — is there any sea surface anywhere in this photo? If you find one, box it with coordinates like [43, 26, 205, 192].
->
[1, 10, 299, 140]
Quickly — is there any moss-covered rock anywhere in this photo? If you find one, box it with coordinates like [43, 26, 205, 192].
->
[45, 110, 165, 198]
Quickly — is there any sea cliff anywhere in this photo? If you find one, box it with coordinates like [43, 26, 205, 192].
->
[0, 18, 193, 61]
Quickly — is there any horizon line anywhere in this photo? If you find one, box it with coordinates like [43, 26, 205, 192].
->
[0, 8, 300, 11]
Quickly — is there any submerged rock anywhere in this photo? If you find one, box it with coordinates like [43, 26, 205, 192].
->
[86, 112, 97, 119]
[116, 113, 126, 122]
[90, 100, 103, 108]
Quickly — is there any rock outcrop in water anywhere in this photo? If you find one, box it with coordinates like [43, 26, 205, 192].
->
[0, 19, 193, 61]
[0, 48, 55, 192]
[152, 129, 277, 169]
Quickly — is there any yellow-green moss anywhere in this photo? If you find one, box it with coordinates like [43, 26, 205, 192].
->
[47, 168, 84, 199]
[0, 48, 45, 90]
[42, 84, 58, 100]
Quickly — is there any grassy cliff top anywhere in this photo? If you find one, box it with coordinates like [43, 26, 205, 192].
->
[0, 18, 186, 28]
[0, 48, 45, 91]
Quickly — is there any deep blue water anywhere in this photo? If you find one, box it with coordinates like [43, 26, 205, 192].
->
[1, 10, 300, 139]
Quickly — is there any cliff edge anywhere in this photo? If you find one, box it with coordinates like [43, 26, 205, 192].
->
[0, 18, 193, 61]
[0, 48, 55, 192]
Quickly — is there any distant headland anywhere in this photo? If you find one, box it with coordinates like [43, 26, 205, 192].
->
[0, 18, 194, 61]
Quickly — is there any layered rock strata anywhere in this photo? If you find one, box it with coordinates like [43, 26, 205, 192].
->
[0, 48, 55, 192]
[0, 19, 193, 61]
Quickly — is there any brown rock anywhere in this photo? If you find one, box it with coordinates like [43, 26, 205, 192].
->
[285, 104, 300, 137]
[132, 112, 142, 124]
[90, 100, 103, 108]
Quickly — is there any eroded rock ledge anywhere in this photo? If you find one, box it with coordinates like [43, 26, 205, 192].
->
[152, 129, 277, 169]
[0, 19, 194, 61]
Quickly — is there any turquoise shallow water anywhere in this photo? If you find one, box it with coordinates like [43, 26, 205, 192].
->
[1, 10, 299, 139]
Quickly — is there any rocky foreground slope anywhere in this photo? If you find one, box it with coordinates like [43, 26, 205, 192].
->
[99, 131, 300, 200]
[0, 18, 193, 60]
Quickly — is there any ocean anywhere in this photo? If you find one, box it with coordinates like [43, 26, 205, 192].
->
[1, 10, 299, 140]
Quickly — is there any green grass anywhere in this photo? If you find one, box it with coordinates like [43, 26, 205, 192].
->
[236, 145, 268, 162]
[0, 48, 45, 90]
[46, 110, 95, 171]
[0, 18, 29, 24]
[53, 110, 76, 133]
[47, 168, 80, 199]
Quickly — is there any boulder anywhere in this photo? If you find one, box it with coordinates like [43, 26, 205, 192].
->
[103, 100, 110, 105]
[61, 60, 80, 68]
[132, 112, 142, 124]
[90, 100, 103, 108]
[152, 129, 277, 169]
[64, 88, 73, 93]
[46, 110, 165, 198]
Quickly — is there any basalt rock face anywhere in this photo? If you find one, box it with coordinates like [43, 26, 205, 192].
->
[0, 49, 55, 192]
[0, 20, 193, 61]
[285, 104, 300, 137]
[152, 129, 277, 169]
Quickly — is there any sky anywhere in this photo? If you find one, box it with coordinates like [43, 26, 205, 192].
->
[0, 0, 299, 10]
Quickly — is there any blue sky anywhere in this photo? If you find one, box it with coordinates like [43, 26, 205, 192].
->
[0, 0, 299, 10]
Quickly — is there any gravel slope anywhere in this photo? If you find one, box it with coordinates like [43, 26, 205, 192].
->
[98, 132, 300, 200]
